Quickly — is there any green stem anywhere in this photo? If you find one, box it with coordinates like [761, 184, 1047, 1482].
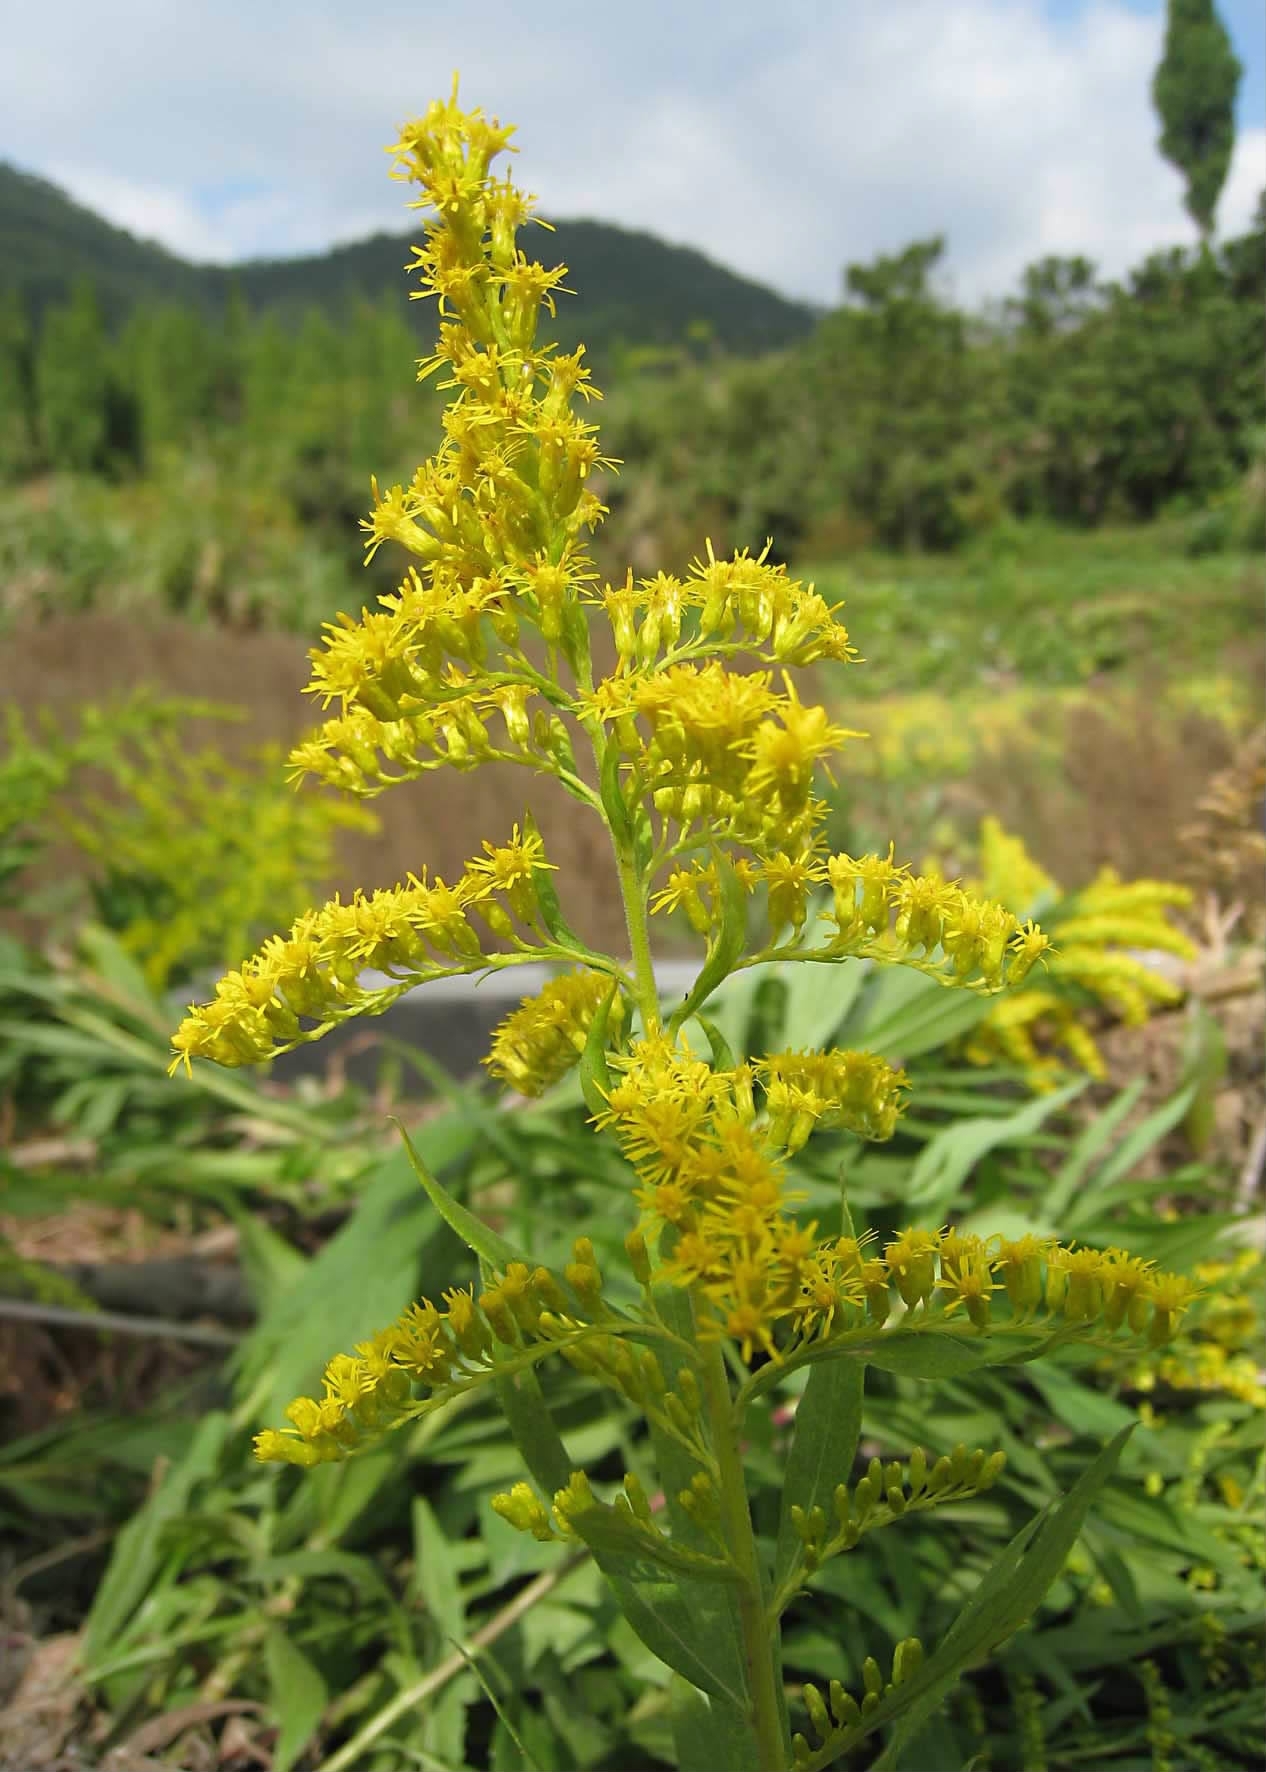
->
[616, 840, 660, 1033]
[602, 730, 784, 1763]
[700, 1336, 790, 1771]
[596, 729, 660, 1033]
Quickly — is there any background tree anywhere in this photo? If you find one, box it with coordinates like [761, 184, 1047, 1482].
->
[34, 281, 111, 472]
[1152, 0, 1243, 241]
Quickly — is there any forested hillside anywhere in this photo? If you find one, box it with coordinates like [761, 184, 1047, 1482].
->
[0, 161, 816, 354]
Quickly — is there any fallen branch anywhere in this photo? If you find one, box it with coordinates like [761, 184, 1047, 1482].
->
[0, 1297, 240, 1348]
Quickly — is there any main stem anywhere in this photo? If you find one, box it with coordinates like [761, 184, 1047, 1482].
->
[604, 768, 788, 1768]
[701, 1338, 789, 1770]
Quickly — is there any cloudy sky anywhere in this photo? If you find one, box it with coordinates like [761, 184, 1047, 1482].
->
[3, 0, 1263, 309]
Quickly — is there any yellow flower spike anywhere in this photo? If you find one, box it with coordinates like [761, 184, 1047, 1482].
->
[743, 678, 857, 819]
[190, 105, 1214, 1770]
[1099, 1249, 1156, 1332]
[759, 851, 828, 939]
[253, 1429, 324, 1469]
[169, 828, 570, 1071]
[828, 848, 905, 938]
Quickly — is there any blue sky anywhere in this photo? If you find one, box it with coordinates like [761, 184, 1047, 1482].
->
[2, 1, 1262, 308]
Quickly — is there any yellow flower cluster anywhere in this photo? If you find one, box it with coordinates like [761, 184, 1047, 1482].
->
[1124, 1250, 1265, 1408]
[255, 1246, 602, 1467]
[872, 1228, 1199, 1344]
[278, 84, 611, 800]
[485, 969, 625, 1095]
[255, 1222, 1197, 1468]
[585, 1038, 1193, 1363]
[962, 819, 1196, 1085]
[601, 541, 857, 673]
[652, 843, 1051, 986]
[592, 1034, 903, 1357]
[170, 824, 560, 1071]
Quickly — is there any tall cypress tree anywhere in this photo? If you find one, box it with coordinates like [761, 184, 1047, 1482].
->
[1152, 0, 1243, 241]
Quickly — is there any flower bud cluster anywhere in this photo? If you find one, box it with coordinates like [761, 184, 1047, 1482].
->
[1118, 1250, 1265, 1407]
[651, 846, 1052, 991]
[171, 824, 558, 1070]
[791, 1639, 926, 1766]
[790, 1443, 1007, 1574]
[588, 663, 852, 859]
[826, 849, 1052, 990]
[848, 1227, 1200, 1346]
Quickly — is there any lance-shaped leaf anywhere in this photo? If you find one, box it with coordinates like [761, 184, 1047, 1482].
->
[671, 1675, 764, 1772]
[578, 980, 619, 1115]
[670, 853, 749, 1031]
[774, 1359, 864, 1597]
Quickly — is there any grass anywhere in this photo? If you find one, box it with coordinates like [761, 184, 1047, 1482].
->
[808, 517, 1262, 701]
[802, 521, 1263, 889]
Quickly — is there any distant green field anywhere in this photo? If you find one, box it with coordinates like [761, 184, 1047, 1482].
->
[809, 520, 1262, 701]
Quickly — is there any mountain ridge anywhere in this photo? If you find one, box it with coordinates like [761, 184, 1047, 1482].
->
[0, 160, 818, 358]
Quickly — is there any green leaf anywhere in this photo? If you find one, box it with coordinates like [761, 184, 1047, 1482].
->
[1182, 1000, 1228, 1157]
[598, 733, 634, 847]
[778, 946, 866, 1054]
[692, 1010, 738, 1073]
[411, 1495, 467, 1642]
[582, 1556, 747, 1707]
[235, 1130, 469, 1421]
[578, 981, 619, 1116]
[226, 1201, 308, 1307]
[265, 1624, 328, 1772]
[1064, 1082, 1197, 1234]
[906, 1080, 1086, 1219]
[861, 1335, 1000, 1380]
[395, 1119, 525, 1272]
[81, 1412, 230, 1669]
[774, 1359, 864, 1595]
[670, 854, 749, 1030]
[1043, 1077, 1147, 1222]
[849, 965, 995, 1061]
[868, 1426, 1134, 1771]
[670, 1674, 763, 1772]
[495, 1364, 573, 1497]
[532, 850, 611, 967]
[627, 1284, 755, 1709]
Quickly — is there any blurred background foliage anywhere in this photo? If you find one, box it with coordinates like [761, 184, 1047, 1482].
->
[0, 47, 1263, 1772]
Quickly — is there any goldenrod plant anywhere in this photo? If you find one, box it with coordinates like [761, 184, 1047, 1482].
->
[2, 693, 373, 987]
[171, 87, 1204, 1770]
[958, 816, 1197, 1088]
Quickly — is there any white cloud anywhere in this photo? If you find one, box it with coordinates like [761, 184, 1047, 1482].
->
[3, 0, 1262, 306]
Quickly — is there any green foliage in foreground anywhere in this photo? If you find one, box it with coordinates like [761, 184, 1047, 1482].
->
[2, 930, 1261, 1770]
